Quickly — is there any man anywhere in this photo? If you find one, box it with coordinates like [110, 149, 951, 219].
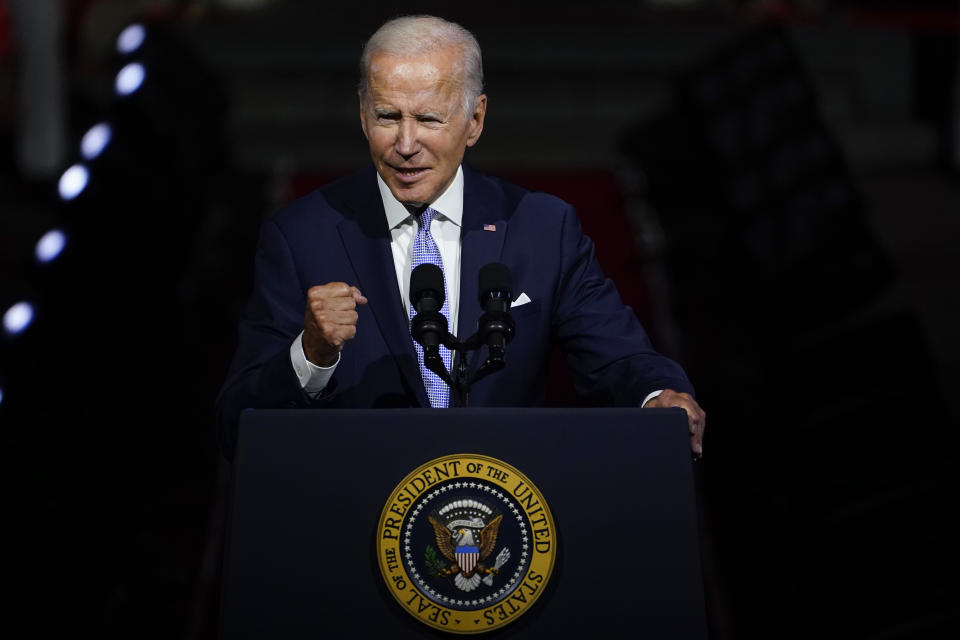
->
[216, 15, 705, 459]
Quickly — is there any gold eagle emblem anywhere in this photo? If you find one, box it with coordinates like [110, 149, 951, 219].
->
[428, 513, 503, 581]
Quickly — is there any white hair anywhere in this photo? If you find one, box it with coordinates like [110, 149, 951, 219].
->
[358, 15, 484, 116]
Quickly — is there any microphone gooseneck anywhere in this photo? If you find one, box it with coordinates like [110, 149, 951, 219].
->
[477, 262, 515, 361]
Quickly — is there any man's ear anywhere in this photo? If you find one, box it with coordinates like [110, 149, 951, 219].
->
[465, 94, 487, 148]
[358, 92, 369, 140]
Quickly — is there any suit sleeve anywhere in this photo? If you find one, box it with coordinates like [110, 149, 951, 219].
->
[551, 204, 695, 405]
[215, 218, 334, 459]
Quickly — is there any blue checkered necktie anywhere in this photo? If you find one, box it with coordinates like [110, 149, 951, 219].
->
[410, 207, 453, 408]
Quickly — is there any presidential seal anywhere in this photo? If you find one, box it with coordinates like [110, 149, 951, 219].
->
[377, 454, 556, 634]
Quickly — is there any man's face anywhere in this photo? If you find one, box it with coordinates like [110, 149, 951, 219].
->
[360, 46, 486, 207]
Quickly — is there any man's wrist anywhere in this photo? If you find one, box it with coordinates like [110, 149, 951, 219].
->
[291, 332, 339, 394]
[641, 389, 663, 407]
[310, 351, 339, 367]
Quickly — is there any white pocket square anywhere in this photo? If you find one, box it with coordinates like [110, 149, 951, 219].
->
[513, 292, 531, 307]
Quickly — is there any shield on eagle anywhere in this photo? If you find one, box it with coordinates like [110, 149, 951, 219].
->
[456, 545, 479, 574]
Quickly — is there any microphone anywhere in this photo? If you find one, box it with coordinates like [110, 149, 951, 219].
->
[409, 263, 454, 389]
[410, 263, 448, 351]
[477, 262, 515, 360]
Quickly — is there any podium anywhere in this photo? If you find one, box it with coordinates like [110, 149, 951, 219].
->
[220, 408, 707, 638]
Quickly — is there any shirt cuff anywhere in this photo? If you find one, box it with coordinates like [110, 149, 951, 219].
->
[290, 331, 339, 396]
[641, 389, 663, 407]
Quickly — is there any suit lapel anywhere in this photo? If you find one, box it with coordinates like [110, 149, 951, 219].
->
[336, 172, 428, 406]
[459, 166, 507, 368]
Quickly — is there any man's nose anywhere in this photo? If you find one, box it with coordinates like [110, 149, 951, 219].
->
[395, 118, 420, 158]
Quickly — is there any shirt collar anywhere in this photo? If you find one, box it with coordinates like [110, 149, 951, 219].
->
[376, 165, 464, 230]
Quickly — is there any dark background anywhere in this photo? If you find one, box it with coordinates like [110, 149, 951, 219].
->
[1, 1, 958, 638]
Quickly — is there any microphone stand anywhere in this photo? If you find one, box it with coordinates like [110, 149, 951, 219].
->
[427, 310, 515, 408]
[409, 319, 483, 408]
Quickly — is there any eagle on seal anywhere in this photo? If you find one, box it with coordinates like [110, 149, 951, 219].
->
[428, 513, 504, 592]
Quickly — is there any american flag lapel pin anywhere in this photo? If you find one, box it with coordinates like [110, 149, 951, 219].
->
[483, 224, 496, 232]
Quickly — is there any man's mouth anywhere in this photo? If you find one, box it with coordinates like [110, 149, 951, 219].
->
[392, 166, 429, 182]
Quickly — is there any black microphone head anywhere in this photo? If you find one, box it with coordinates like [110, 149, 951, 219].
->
[478, 262, 512, 306]
[410, 263, 446, 309]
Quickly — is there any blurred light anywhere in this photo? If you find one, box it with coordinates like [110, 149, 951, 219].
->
[58, 164, 89, 201]
[115, 62, 146, 96]
[35, 229, 67, 263]
[81, 123, 112, 160]
[116, 23, 146, 55]
[0, 387, 4, 406]
[3, 301, 34, 336]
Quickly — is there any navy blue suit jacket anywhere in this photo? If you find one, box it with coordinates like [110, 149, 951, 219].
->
[216, 165, 693, 457]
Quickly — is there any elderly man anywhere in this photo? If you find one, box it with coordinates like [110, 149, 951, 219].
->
[216, 15, 705, 459]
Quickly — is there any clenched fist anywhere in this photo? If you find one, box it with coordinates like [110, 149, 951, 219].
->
[302, 283, 368, 367]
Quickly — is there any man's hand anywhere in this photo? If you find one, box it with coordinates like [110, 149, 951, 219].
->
[644, 389, 706, 458]
[302, 283, 368, 367]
